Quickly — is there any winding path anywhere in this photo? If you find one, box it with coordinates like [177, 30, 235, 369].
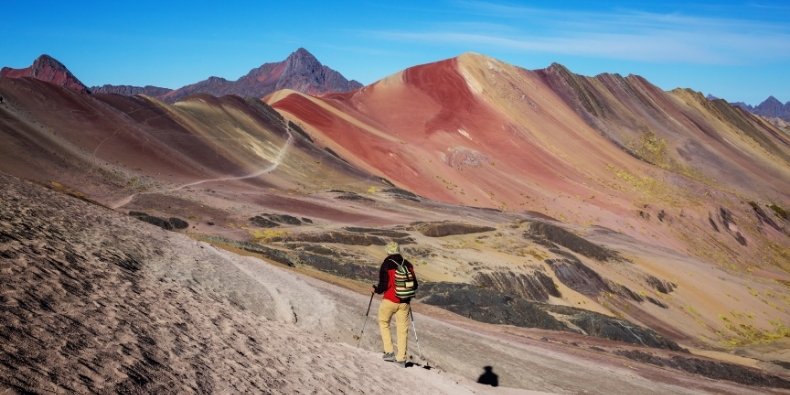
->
[111, 127, 294, 210]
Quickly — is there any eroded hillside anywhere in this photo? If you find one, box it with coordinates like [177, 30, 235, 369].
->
[1, 52, 788, 387]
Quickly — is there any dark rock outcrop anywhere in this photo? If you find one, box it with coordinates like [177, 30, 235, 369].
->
[414, 221, 496, 237]
[645, 296, 668, 308]
[250, 213, 304, 228]
[168, 217, 189, 230]
[546, 255, 655, 306]
[418, 282, 683, 350]
[526, 222, 618, 261]
[607, 282, 644, 303]
[294, 252, 376, 281]
[773, 360, 790, 370]
[278, 231, 393, 246]
[129, 212, 188, 231]
[718, 207, 748, 245]
[545, 257, 610, 297]
[418, 282, 566, 331]
[334, 192, 375, 202]
[240, 243, 295, 267]
[342, 227, 412, 240]
[646, 275, 676, 294]
[383, 188, 420, 201]
[249, 216, 279, 228]
[708, 214, 720, 232]
[749, 201, 784, 233]
[616, 350, 790, 388]
[569, 312, 682, 351]
[199, 236, 297, 267]
[473, 270, 560, 302]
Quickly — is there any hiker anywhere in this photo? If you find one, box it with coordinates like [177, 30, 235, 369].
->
[372, 241, 418, 368]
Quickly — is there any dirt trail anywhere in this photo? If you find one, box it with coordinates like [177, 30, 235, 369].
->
[110, 126, 294, 210]
[301, 278, 768, 395]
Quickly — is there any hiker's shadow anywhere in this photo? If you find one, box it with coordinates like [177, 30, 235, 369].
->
[477, 365, 499, 387]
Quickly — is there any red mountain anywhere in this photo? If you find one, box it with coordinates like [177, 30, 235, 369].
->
[270, 54, 789, 210]
[1, 52, 789, 388]
[0, 54, 89, 94]
[2, 51, 790, 394]
[159, 48, 362, 102]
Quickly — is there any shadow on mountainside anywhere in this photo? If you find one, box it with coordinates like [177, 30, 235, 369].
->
[477, 366, 499, 387]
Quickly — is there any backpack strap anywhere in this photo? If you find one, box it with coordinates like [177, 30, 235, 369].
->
[388, 257, 405, 268]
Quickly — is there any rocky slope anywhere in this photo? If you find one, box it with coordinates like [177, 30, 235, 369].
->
[0, 54, 89, 94]
[1, 52, 788, 390]
[270, 54, 788, 209]
[0, 173, 504, 394]
[268, 53, 788, 273]
[159, 48, 362, 102]
[3, 173, 788, 394]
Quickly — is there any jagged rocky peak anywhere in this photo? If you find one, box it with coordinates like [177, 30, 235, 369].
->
[749, 96, 790, 121]
[159, 48, 362, 102]
[275, 47, 363, 94]
[543, 62, 573, 76]
[286, 47, 320, 67]
[1, 54, 90, 93]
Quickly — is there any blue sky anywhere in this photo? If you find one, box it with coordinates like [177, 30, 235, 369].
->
[2, 1, 788, 104]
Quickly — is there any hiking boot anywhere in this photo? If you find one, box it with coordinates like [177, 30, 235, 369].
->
[382, 352, 395, 362]
[395, 360, 407, 368]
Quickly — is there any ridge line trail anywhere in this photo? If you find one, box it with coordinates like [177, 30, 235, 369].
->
[110, 126, 294, 210]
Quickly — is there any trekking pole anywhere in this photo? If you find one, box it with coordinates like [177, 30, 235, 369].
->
[355, 291, 375, 347]
[409, 308, 432, 369]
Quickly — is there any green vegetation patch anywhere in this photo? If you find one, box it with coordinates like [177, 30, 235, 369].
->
[719, 312, 790, 347]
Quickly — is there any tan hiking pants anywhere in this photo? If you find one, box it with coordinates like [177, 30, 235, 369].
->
[378, 299, 410, 362]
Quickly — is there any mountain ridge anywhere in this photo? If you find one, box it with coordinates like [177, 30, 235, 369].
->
[151, 48, 362, 102]
[736, 96, 790, 121]
[0, 54, 90, 93]
[1, 51, 788, 389]
[3, 49, 361, 102]
[91, 84, 172, 96]
[271, 51, 788, 209]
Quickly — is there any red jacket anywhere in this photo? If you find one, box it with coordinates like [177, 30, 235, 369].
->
[374, 254, 418, 303]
